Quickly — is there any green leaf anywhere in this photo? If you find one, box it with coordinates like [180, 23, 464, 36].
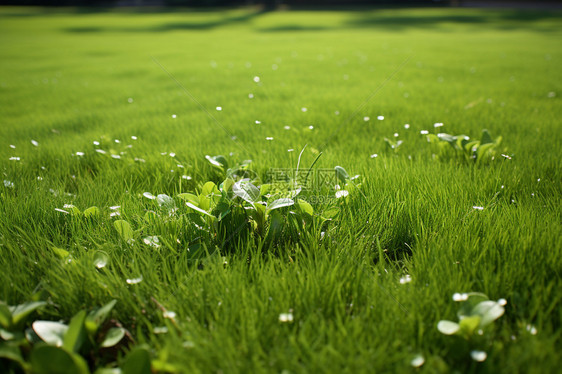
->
[63, 310, 87, 353]
[32, 321, 68, 347]
[93, 251, 109, 269]
[259, 183, 271, 196]
[220, 178, 234, 194]
[11, 301, 47, 328]
[31, 345, 90, 374]
[457, 292, 489, 319]
[83, 206, 100, 218]
[0, 302, 12, 329]
[94, 369, 123, 374]
[296, 200, 314, 216]
[0, 342, 25, 366]
[113, 220, 133, 243]
[471, 301, 505, 327]
[100, 327, 125, 348]
[0, 328, 16, 340]
[426, 134, 440, 143]
[266, 210, 285, 242]
[205, 155, 227, 171]
[177, 193, 199, 206]
[335, 166, 349, 184]
[201, 182, 220, 197]
[65, 205, 82, 216]
[437, 320, 460, 335]
[156, 194, 175, 212]
[480, 129, 493, 145]
[85, 300, 117, 335]
[476, 142, 496, 162]
[267, 198, 294, 211]
[232, 180, 260, 204]
[214, 201, 231, 221]
[122, 347, 152, 374]
[185, 201, 214, 218]
[458, 315, 481, 337]
[51, 246, 70, 259]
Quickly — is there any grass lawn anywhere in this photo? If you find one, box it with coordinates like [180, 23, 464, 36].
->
[0, 5, 561, 373]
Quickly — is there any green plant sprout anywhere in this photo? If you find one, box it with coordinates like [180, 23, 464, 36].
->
[437, 292, 506, 363]
[426, 129, 504, 163]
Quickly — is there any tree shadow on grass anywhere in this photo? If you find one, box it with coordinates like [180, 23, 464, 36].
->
[62, 7, 269, 33]
[257, 9, 562, 33]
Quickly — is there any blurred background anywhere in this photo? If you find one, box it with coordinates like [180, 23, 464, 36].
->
[2, 0, 561, 9]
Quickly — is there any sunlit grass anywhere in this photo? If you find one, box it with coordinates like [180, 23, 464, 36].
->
[1, 6, 561, 372]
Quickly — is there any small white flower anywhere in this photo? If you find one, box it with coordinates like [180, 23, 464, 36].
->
[308, 126, 314, 130]
[31, 140, 39, 147]
[111, 154, 121, 159]
[526, 324, 537, 335]
[377, 115, 384, 120]
[95, 149, 106, 154]
[370, 153, 378, 158]
[284, 126, 290, 130]
[253, 76, 260, 83]
[472, 206, 484, 210]
[128, 98, 133, 103]
[75, 152, 84, 156]
[93, 141, 100, 145]
[452, 293, 469, 301]
[335, 190, 349, 198]
[363, 116, 370, 121]
[255, 120, 261, 124]
[434, 122, 444, 128]
[399, 275, 412, 284]
[498, 298, 507, 306]
[9, 144, 16, 149]
[394, 133, 399, 137]
[163, 310, 176, 319]
[9, 156, 20, 161]
[266, 137, 274, 141]
[410, 354, 425, 368]
[153, 326, 168, 334]
[248, 93, 254, 99]
[420, 130, 429, 135]
[470, 350, 487, 362]
[131, 136, 137, 140]
[110, 211, 121, 217]
[404, 124, 410, 129]
[279, 313, 294, 323]
[169, 152, 176, 158]
[182, 175, 192, 180]
[126, 275, 143, 285]
[301, 107, 307, 112]
[216, 106, 222, 111]
[3, 180, 14, 188]
[172, 114, 177, 119]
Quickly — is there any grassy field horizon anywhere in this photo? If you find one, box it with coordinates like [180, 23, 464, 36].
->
[1, 6, 561, 373]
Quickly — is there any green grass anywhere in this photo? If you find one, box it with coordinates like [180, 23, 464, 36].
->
[1, 6, 561, 373]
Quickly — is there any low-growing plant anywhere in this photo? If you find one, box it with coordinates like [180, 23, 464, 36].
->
[108, 155, 362, 255]
[426, 129, 504, 163]
[0, 299, 151, 374]
[437, 292, 506, 364]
